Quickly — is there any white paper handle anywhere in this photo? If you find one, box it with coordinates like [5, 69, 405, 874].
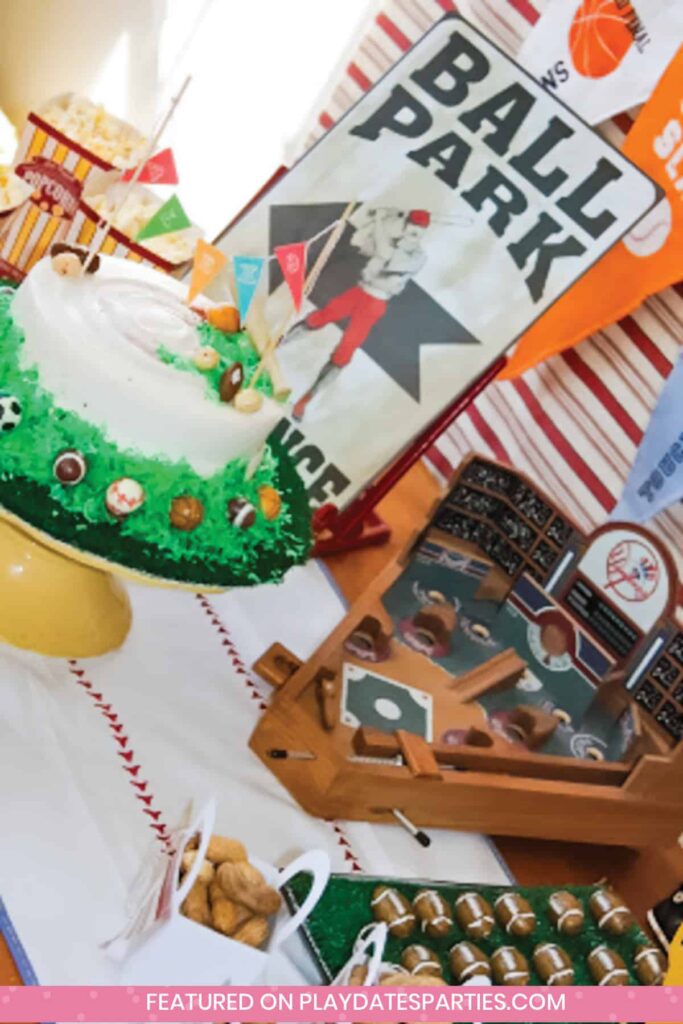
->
[331, 922, 388, 985]
[270, 849, 330, 949]
[171, 799, 216, 913]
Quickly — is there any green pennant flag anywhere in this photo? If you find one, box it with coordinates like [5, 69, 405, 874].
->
[136, 194, 191, 242]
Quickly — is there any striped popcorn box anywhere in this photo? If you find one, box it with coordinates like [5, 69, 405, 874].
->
[65, 197, 179, 274]
[0, 161, 79, 282]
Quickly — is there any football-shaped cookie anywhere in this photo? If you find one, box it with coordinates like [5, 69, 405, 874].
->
[588, 888, 635, 936]
[449, 941, 491, 983]
[371, 885, 416, 938]
[454, 891, 495, 940]
[413, 889, 453, 938]
[547, 890, 585, 936]
[587, 945, 629, 986]
[491, 946, 530, 986]
[401, 944, 443, 977]
[494, 892, 536, 936]
[633, 944, 667, 986]
[533, 943, 575, 986]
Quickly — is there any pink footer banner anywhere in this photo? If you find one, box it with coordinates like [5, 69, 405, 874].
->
[0, 985, 682, 1022]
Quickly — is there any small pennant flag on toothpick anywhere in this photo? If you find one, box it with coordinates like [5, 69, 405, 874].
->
[275, 242, 307, 311]
[122, 147, 179, 185]
[136, 194, 191, 242]
[233, 255, 265, 322]
[187, 239, 227, 305]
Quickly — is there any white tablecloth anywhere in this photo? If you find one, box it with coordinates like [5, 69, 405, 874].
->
[0, 561, 510, 985]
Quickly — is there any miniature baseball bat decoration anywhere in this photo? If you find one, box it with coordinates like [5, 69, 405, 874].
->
[214, 14, 660, 510]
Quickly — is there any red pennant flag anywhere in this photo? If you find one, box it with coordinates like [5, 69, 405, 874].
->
[122, 147, 178, 185]
[275, 242, 307, 311]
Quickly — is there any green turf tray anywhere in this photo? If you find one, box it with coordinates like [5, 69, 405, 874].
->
[284, 873, 651, 985]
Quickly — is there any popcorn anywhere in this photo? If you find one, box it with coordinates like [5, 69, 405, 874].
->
[87, 185, 199, 265]
[37, 94, 146, 170]
[0, 166, 31, 215]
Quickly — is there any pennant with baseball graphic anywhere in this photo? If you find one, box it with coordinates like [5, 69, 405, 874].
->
[518, 0, 683, 126]
[612, 351, 683, 522]
[122, 147, 179, 185]
[501, 47, 683, 380]
[136, 194, 191, 242]
[186, 239, 227, 305]
[275, 242, 307, 311]
[232, 255, 265, 322]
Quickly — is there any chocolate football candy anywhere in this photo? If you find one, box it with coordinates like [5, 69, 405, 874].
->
[219, 362, 245, 402]
[226, 497, 256, 530]
[449, 941, 491, 983]
[170, 495, 204, 531]
[401, 945, 443, 977]
[106, 478, 144, 517]
[588, 888, 635, 936]
[258, 485, 281, 521]
[494, 892, 536, 937]
[491, 946, 530, 986]
[633, 944, 667, 986]
[413, 889, 453, 938]
[533, 943, 575, 986]
[371, 885, 415, 938]
[547, 890, 585, 936]
[53, 448, 87, 485]
[587, 945, 629, 986]
[454, 892, 495, 940]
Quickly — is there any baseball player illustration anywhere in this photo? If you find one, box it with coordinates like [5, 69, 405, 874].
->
[287, 207, 431, 421]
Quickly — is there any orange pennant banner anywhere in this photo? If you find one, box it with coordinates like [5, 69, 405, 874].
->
[186, 239, 227, 305]
[500, 46, 683, 380]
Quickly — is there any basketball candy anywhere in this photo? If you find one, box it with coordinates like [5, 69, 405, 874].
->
[569, 0, 636, 79]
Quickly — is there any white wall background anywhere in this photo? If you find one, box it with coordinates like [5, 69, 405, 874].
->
[0, 0, 375, 235]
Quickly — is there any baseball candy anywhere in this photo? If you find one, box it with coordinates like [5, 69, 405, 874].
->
[106, 478, 145, 517]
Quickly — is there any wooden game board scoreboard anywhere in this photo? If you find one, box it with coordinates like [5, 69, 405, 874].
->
[250, 456, 683, 847]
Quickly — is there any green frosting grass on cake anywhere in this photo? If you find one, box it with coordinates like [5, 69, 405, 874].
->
[0, 288, 311, 587]
[157, 321, 274, 402]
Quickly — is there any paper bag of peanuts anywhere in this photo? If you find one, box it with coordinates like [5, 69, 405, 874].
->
[65, 181, 200, 275]
[0, 93, 145, 281]
[105, 800, 330, 985]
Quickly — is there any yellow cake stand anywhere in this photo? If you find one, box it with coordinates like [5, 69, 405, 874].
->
[0, 508, 217, 658]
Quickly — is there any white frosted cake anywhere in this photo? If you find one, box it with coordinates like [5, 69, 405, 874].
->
[0, 251, 310, 586]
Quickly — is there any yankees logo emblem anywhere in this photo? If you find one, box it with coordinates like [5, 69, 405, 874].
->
[605, 539, 660, 602]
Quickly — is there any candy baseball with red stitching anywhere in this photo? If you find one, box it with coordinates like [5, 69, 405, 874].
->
[454, 891, 495, 939]
[587, 944, 629, 985]
[448, 941, 491, 983]
[106, 477, 145, 517]
[401, 944, 443, 977]
[413, 888, 453, 938]
[533, 942, 575, 986]
[547, 890, 585, 936]
[491, 946, 530, 985]
[371, 885, 416, 938]
[494, 892, 536, 936]
[588, 888, 635, 936]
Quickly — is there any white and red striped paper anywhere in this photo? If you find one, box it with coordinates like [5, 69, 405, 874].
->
[297, 0, 683, 616]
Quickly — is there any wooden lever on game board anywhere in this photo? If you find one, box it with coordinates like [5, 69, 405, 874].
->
[448, 647, 527, 701]
[315, 668, 339, 731]
[352, 727, 630, 786]
[507, 705, 558, 750]
[253, 643, 302, 688]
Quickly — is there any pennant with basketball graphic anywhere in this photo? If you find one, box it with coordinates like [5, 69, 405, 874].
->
[612, 350, 683, 522]
[122, 147, 179, 185]
[274, 242, 307, 311]
[500, 46, 683, 379]
[136, 194, 191, 242]
[232, 255, 265, 322]
[519, 0, 683, 126]
[186, 239, 227, 305]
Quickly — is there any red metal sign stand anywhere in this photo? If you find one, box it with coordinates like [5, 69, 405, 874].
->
[312, 354, 508, 555]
